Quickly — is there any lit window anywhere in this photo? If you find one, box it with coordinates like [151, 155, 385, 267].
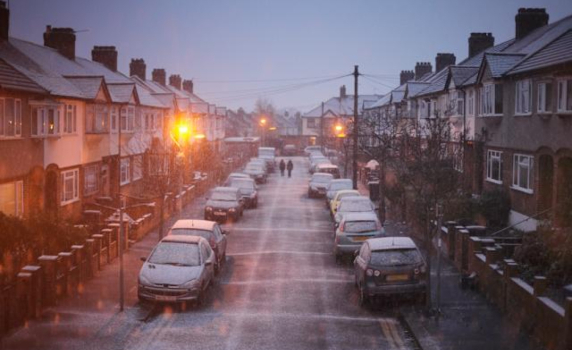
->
[120, 158, 131, 185]
[537, 82, 553, 114]
[84, 164, 99, 195]
[515, 80, 531, 115]
[0, 181, 24, 217]
[557, 78, 572, 113]
[0, 98, 23, 137]
[486, 150, 503, 184]
[31, 105, 62, 137]
[61, 169, 79, 205]
[512, 154, 534, 193]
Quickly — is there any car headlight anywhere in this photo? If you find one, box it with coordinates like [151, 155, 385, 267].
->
[205, 206, 213, 211]
[181, 279, 199, 289]
[138, 274, 152, 287]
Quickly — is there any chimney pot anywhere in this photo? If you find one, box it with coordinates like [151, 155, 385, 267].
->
[91, 45, 118, 72]
[152, 69, 166, 86]
[468, 32, 495, 58]
[43, 26, 76, 60]
[515, 8, 549, 40]
[0, 1, 9, 42]
[340, 85, 347, 99]
[435, 53, 456, 73]
[400, 70, 415, 85]
[130, 58, 146, 80]
[183, 79, 194, 94]
[169, 74, 182, 90]
[414, 62, 432, 80]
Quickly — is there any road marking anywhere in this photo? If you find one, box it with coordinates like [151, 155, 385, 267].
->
[380, 320, 397, 349]
[228, 250, 331, 257]
[230, 227, 333, 233]
[388, 319, 406, 349]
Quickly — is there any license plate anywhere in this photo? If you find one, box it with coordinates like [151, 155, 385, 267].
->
[214, 211, 226, 216]
[352, 236, 369, 242]
[155, 295, 177, 302]
[387, 274, 409, 282]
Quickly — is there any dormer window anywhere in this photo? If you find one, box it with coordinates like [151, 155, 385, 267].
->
[480, 83, 503, 116]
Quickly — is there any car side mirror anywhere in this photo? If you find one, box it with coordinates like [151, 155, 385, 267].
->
[140, 256, 147, 262]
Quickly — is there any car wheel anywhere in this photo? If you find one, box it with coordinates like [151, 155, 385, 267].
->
[359, 284, 369, 307]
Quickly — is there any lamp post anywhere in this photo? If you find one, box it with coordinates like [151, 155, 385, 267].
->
[259, 117, 267, 146]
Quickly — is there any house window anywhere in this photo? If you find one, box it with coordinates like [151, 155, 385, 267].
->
[86, 104, 109, 133]
[63, 104, 77, 134]
[515, 79, 532, 115]
[61, 169, 79, 205]
[0, 181, 24, 217]
[31, 105, 62, 137]
[307, 118, 316, 128]
[486, 150, 503, 184]
[481, 83, 503, 116]
[120, 106, 135, 132]
[120, 158, 130, 185]
[467, 90, 475, 116]
[537, 82, 553, 114]
[512, 154, 534, 193]
[0, 98, 23, 138]
[84, 164, 99, 195]
[132, 155, 143, 180]
[557, 78, 572, 113]
[110, 107, 118, 133]
[457, 92, 464, 116]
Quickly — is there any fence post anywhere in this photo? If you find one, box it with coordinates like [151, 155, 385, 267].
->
[445, 221, 457, 260]
[92, 234, 104, 268]
[16, 272, 32, 324]
[58, 252, 72, 297]
[84, 238, 95, 277]
[71, 245, 85, 282]
[37, 255, 59, 307]
[21, 265, 42, 318]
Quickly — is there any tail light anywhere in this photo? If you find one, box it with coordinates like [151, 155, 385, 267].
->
[338, 221, 344, 233]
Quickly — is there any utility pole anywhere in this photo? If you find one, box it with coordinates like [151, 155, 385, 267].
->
[118, 106, 125, 312]
[320, 102, 324, 153]
[436, 202, 444, 315]
[352, 65, 359, 190]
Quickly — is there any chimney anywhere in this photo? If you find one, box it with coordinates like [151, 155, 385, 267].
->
[0, 1, 9, 42]
[435, 53, 456, 73]
[152, 68, 166, 86]
[400, 70, 414, 85]
[43, 25, 76, 60]
[169, 74, 182, 90]
[468, 33, 495, 58]
[340, 85, 347, 99]
[414, 62, 432, 80]
[91, 46, 117, 72]
[129, 58, 146, 80]
[515, 8, 549, 40]
[183, 79, 194, 94]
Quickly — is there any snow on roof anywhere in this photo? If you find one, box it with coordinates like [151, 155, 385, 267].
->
[133, 83, 168, 108]
[449, 66, 479, 87]
[483, 53, 526, 78]
[65, 76, 106, 100]
[191, 102, 209, 114]
[415, 68, 449, 97]
[107, 83, 138, 104]
[368, 93, 392, 109]
[303, 94, 382, 118]
[0, 59, 46, 94]
[405, 81, 431, 98]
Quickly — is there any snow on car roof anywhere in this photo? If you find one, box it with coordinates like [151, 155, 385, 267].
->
[161, 234, 205, 244]
[367, 237, 417, 251]
[171, 219, 216, 231]
[341, 212, 379, 222]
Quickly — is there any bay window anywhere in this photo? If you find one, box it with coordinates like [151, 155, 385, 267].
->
[480, 83, 503, 116]
[0, 98, 22, 138]
[557, 78, 572, 113]
[515, 79, 531, 115]
[63, 104, 77, 134]
[467, 90, 475, 116]
[31, 104, 62, 137]
[120, 106, 135, 132]
[132, 155, 143, 181]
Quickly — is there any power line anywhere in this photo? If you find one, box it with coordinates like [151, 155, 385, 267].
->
[361, 75, 397, 90]
[195, 73, 347, 84]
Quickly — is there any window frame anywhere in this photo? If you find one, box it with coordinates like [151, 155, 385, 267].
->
[537, 82, 553, 114]
[557, 78, 572, 114]
[0, 180, 24, 217]
[63, 104, 77, 134]
[480, 83, 503, 116]
[132, 155, 143, 181]
[60, 168, 79, 206]
[515, 79, 532, 116]
[467, 90, 475, 116]
[83, 164, 100, 196]
[0, 97, 23, 138]
[486, 150, 503, 184]
[120, 157, 131, 186]
[512, 154, 534, 194]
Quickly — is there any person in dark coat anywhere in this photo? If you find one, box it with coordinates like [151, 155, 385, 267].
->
[279, 159, 286, 176]
[286, 160, 294, 178]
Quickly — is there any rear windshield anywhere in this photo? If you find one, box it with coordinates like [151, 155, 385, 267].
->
[231, 179, 255, 189]
[148, 242, 200, 266]
[338, 192, 359, 200]
[170, 228, 212, 240]
[370, 249, 422, 267]
[344, 221, 378, 233]
[312, 175, 332, 183]
[329, 181, 352, 191]
[212, 191, 237, 201]
[338, 200, 373, 212]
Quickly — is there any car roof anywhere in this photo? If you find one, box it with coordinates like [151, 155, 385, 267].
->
[229, 172, 249, 177]
[213, 186, 240, 193]
[160, 235, 205, 244]
[231, 177, 255, 183]
[339, 195, 369, 202]
[171, 219, 216, 231]
[335, 189, 360, 196]
[367, 237, 417, 251]
[342, 212, 379, 222]
[317, 164, 338, 169]
[312, 172, 334, 178]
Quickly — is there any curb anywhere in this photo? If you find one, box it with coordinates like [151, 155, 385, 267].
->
[400, 310, 442, 350]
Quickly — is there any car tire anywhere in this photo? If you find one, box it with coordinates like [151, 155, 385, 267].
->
[359, 284, 369, 307]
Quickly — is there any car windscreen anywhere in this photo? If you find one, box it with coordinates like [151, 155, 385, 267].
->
[338, 200, 373, 212]
[338, 192, 359, 200]
[344, 221, 378, 233]
[211, 191, 237, 201]
[370, 249, 423, 267]
[170, 228, 212, 240]
[148, 242, 201, 266]
[312, 175, 332, 183]
[231, 179, 255, 190]
[329, 182, 352, 191]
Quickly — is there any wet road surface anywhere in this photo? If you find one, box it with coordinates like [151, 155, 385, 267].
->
[1, 157, 419, 350]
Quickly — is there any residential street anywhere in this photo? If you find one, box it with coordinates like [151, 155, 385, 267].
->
[0, 157, 419, 350]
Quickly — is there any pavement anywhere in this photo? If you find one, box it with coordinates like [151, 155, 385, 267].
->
[0, 157, 545, 350]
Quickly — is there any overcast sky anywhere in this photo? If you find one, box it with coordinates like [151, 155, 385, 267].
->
[9, 0, 572, 112]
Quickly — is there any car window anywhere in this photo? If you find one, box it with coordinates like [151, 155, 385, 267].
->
[148, 242, 200, 266]
[200, 243, 210, 262]
[329, 182, 352, 191]
[212, 191, 237, 201]
[370, 249, 423, 266]
[312, 174, 333, 183]
[339, 200, 374, 212]
[231, 179, 255, 189]
[170, 228, 213, 241]
[344, 221, 378, 233]
[338, 192, 359, 200]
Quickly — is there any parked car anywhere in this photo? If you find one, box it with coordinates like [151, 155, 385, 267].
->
[258, 147, 276, 172]
[334, 196, 376, 224]
[223, 172, 250, 186]
[353, 237, 427, 306]
[249, 158, 269, 173]
[304, 145, 322, 156]
[230, 177, 258, 208]
[325, 179, 354, 209]
[309, 158, 332, 174]
[316, 163, 340, 179]
[308, 172, 334, 198]
[334, 212, 385, 262]
[168, 219, 229, 274]
[330, 189, 361, 217]
[138, 235, 215, 305]
[283, 144, 297, 156]
[244, 163, 267, 184]
[204, 187, 244, 222]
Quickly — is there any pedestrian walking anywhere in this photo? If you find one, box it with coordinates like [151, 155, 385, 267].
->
[279, 159, 286, 176]
[286, 160, 293, 178]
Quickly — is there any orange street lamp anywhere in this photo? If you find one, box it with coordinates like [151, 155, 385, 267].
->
[268, 126, 277, 131]
[335, 124, 343, 133]
[178, 124, 189, 135]
[260, 118, 267, 125]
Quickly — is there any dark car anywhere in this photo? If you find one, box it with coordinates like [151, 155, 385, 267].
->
[230, 177, 258, 208]
[283, 144, 297, 156]
[168, 219, 229, 274]
[308, 172, 334, 198]
[204, 187, 244, 222]
[353, 237, 427, 306]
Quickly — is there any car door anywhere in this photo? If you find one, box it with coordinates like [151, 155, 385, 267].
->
[354, 243, 370, 287]
[201, 243, 215, 287]
[213, 224, 226, 265]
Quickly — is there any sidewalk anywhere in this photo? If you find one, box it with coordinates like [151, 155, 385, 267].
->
[381, 220, 545, 350]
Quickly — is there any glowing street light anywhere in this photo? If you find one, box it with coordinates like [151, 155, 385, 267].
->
[260, 118, 267, 125]
[268, 126, 277, 131]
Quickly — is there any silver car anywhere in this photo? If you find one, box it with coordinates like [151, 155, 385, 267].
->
[138, 235, 215, 304]
[334, 212, 385, 262]
[308, 172, 334, 198]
